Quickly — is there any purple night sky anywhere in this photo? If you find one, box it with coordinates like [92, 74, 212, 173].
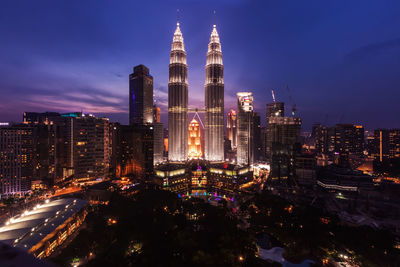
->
[1, 0, 400, 130]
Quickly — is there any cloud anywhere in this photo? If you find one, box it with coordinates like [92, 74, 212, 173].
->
[0, 85, 127, 116]
[345, 38, 400, 62]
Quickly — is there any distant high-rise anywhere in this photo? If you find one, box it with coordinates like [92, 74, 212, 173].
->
[116, 125, 154, 179]
[265, 102, 285, 158]
[205, 23, 224, 162]
[153, 105, 164, 165]
[188, 118, 202, 159]
[129, 65, 154, 125]
[226, 110, 237, 150]
[253, 112, 262, 162]
[267, 116, 302, 179]
[237, 92, 254, 166]
[373, 129, 400, 161]
[326, 124, 364, 156]
[153, 105, 161, 123]
[312, 123, 328, 154]
[168, 19, 188, 162]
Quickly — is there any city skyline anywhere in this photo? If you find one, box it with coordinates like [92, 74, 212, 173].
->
[1, 2, 400, 265]
[1, 1, 400, 130]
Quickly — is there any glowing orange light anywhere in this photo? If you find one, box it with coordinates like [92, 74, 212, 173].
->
[188, 119, 202, 159]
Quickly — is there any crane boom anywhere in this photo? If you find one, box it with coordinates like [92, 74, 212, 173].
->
[271, 89, 276, 103]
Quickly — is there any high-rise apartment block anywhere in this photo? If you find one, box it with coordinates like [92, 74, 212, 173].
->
[0, 126, 34, 198]
[73, 115, 110, 181]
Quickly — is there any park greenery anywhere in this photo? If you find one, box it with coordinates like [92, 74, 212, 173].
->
[50, 187, 400, 266]
[50, 189, 263, 266]
[244, 191, 400, 266]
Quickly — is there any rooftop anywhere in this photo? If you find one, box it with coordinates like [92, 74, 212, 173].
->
[0, 198, 88, 250]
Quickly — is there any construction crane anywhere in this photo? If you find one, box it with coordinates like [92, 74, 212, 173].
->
[286, 84, 296, 117]
[271, 89, 276, 103]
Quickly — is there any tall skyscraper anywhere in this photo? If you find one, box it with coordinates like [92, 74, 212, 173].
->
[168, 19, 188, 162]
[129, 65, 154, 125]
[226, 110, 237, 150]
[237, 92, 254, 166]
[205, 23, 224, 162]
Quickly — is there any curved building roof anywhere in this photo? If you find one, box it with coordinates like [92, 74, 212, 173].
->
[0, 198, 88, 251]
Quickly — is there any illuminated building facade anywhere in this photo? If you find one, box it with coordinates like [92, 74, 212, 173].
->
[155, 164, 189, 193]
[188, 119, 202, 159]
[73, 114, 110, 181]
[129, 65, 154, 125]
[226, 110, 237, 150]
[155, 161, 252, 196]
[23, 112, 76, 181]
[327, 124, 364, 156]
[116, 125, 153, 180]
[168, 20, 188, 162]
[22, 113, 59, 182]
[372, 129, 400, 160]
[237, 92, 254, 166]
[0, 126, 34, 198]
[205, 23, 224, 162]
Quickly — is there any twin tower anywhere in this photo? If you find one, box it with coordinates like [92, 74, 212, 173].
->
[168, 19, 224, 162]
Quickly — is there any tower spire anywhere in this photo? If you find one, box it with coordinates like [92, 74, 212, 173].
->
[213, 10, 216, 26]
[177, 9, 180, 25]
